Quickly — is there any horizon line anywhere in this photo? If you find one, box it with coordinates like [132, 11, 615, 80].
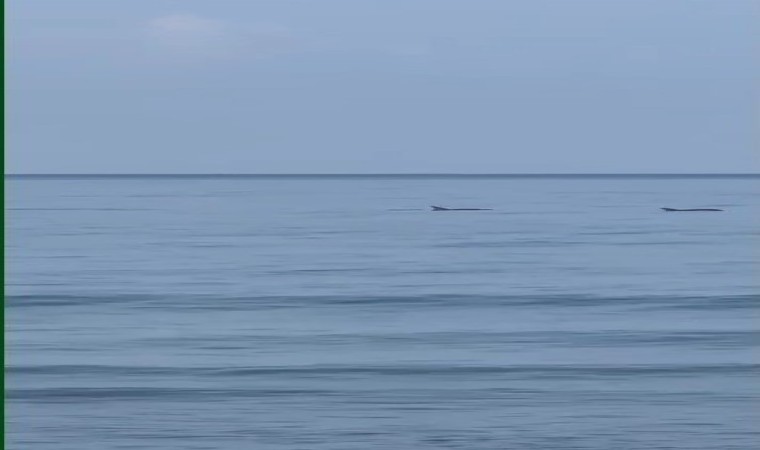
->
[5, 172, 760, 177]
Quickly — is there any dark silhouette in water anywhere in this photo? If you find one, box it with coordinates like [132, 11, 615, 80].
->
[661, 207, 723, 212]
[431, 205, 493, 211]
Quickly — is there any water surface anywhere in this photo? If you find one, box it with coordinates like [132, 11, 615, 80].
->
[6, 175, 759, 449]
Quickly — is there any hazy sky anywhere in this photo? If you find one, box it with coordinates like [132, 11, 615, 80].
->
[7, 0, 758, 173]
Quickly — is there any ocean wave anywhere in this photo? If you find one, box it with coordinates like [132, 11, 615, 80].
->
[5, 293, 757, 310]
[8, 363, 757, 378]
[5, 387, 334, 401]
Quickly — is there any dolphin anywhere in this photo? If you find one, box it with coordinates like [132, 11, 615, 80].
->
[661, 207, 723, 212]
[431, 205, 493, 211]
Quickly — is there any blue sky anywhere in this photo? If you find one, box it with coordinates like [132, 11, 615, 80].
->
[7, 0, 758, 173]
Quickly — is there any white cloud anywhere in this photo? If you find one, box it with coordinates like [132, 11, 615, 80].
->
[145, 14, 295, 61]
[150, 14, 224, 35]
[147, 14, 227, 56]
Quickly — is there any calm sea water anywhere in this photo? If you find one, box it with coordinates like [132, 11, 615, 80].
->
[6, 175, 759, 450]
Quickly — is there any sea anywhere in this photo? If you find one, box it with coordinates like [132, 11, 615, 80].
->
[5, 174, 759, 450]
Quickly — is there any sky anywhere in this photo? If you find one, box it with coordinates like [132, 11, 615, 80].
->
[7, 0, 758, 174]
